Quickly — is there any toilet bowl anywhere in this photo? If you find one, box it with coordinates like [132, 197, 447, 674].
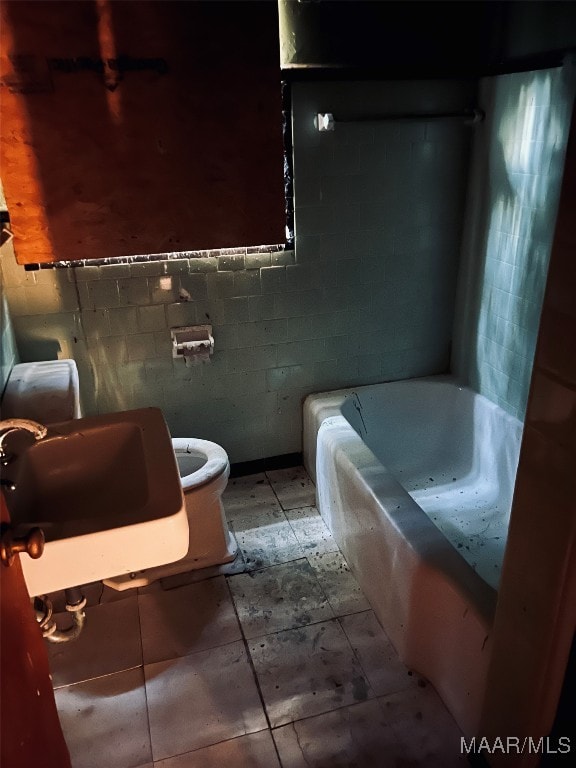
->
[104, 438, 238, 589]
[2, 359, 237, 590]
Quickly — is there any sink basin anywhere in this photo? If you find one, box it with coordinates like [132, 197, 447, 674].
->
[3, 408, 187, 597]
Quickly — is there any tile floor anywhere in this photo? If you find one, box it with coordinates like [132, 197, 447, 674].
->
[49, 467, 467, 767]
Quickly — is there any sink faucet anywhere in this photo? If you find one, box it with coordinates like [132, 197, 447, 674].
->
[0, 419, 48, 466]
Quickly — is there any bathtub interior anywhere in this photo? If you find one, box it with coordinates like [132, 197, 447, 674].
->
[341, 380, 475, 480]
[339, 378, 523, 590]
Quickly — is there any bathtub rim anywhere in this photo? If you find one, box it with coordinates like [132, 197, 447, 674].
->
[316, 412, 498, 626]
[304, 374, 460, 485]
[309, 379, 503, 737]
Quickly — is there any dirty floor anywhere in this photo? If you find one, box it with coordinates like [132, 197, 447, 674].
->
[48, 467, 467, 767]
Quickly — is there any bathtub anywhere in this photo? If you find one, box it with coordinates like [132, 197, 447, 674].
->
[303, 375, 523, 737]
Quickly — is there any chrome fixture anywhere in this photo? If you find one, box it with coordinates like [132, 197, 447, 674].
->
[315, 107, 485, 131]
[0, 418, 48, 464]
[34, 587, 87, 643]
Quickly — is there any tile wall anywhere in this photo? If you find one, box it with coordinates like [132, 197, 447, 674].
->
[480, 100, 576, 750]
[0, 241, 19, 396]
[452, 65, 575, 420]
[291, 79, 475, 387]
[0, 180, 19, 396]
[0, 79, 474, 463]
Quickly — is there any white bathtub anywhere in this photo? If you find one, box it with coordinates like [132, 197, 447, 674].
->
[303, 375, 523, 737]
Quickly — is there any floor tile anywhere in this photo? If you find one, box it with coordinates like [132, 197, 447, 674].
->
[47, 467, 467, 767]
[272, 699, 401, 768]
[229, 502, 287, 531]
[340, 611, 417, 696]
[54, 667, 151, 768]
[48, 596, 142, 688]
[224, 473, 282, 518]
[157, 545, 247, 589]
[285, 506, 339, 555]
[266, 467, 316, 509]
[228, 559, 333, 639]
[145, 640, 267, 761]
[307, 551, 371, 616]
[224, 472, 269, 499]
[249, 619, 373, 728]
[154, 730, 280, 768]
[138, 576, 242, 664]
[380, 686, 466, 766]
[231, 507, 305, 570]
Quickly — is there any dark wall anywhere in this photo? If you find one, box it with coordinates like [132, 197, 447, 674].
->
[280, 1, 576, 73]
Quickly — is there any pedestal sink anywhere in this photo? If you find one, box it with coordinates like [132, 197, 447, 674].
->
[1, 408, 187, 597]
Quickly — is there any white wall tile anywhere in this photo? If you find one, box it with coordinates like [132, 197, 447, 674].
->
[100, 263, 131, 279]
[233, 270, 261, 296]
[226, 345, 278, 375]
[248, 295, 275, 321]
[127, 332, 157, 361]
[222, 297, 250, 324]
[206, 271, 235, 299]
[109, 306, 139, 335]
[71, 265, 101, 281]
[245, 252, 271, 270]
[81, 308, 111, 338]
[118, 277, 150, 305]
[3, 79, 478, 463]
[452, 67, 574, 420]
[260, 266, 286, 294]
[236, 320, 288, 347]
[87, 280, 120, 309]
[166, 302, 197, 328]
[138, 304, 166, 332]
[212, 324, 238, 350]
[218, 254, 245, 271]
[131, 261, 163, 277]
[274, 289, 324, 318]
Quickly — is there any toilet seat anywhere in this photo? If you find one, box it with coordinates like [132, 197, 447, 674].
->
[171, 438, 229, 489]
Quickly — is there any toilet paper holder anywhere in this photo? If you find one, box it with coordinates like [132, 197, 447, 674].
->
[170, 325, 214, 360]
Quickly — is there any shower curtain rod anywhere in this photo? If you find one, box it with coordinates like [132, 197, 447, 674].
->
[315, 108, 484, 131]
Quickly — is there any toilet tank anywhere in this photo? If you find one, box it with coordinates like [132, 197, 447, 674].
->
[1, 360, 82, 424]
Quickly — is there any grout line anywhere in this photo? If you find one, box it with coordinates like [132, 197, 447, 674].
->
[334, 613, 381, 704]
[49, 470, 458, 764]
[270, 729, 284, 768]
[224, 582, 382, 764]
[51, 662, 143, 691]
[266, 475, 286, 512]
[268, 695, 384, 734]
[237, 614, 343, 644]
[223, 576, 275, 735]
[135, 596, 155, 765]
[148, 728, 280, 767]
[225, 472, 315, 761]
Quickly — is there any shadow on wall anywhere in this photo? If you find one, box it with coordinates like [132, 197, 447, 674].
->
[10, 333, 61, 363]
[463, 65, 574, 420]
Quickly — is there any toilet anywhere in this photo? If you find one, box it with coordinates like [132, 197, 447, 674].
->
[105, 438, 237, 589]
[1, 360, 237, 590]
